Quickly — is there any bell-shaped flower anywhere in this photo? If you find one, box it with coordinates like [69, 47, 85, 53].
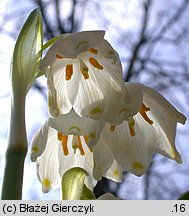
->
[30, 83, 186, 193]
[39, 30, 134, 124]
[92, 83, 186, 179]
[31, 110, 122, 193]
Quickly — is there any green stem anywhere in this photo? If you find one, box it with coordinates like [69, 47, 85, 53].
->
[1, 91, 27, 200]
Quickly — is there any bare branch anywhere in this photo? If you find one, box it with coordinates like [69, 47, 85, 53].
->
[124, 0, 152, 81]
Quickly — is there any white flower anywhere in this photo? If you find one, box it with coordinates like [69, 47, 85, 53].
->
[31, 110, 122, 193]
[31, 83, 186, 192]
[92, 83, 186, 179]
[39, 30, 134, 124]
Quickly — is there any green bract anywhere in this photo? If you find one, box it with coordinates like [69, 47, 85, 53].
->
[11, 8, 43, 95]
[61, 167, 95, 200]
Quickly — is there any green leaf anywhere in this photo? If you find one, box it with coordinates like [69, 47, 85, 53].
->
[61, 167, 95, 200]
[42, 35, 63, 51]
[179, 191, 189, 200]
[12, 8, 43, 95]
[35, 35, 64, 78]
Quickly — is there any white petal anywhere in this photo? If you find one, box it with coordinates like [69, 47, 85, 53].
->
[142, 86, 186, 162]
[143, 86, 186, 124]
[73, 57, 111, 119]
[56, 30, 105, 58]
[86, 119, 105, 147]
[102, 121, 153, 176]
[73, 52, 128, 121]
[36, 127, 60, 193]
[103, 83, 143, 124]
[49, 109, 88, 135]
[97, 40, 120, 64]
[93, 137, 114, 180]
[49, 109, 105, 146]
[30, 120, 50, 162]
[104, 160, 123, 182]
[39, 34, 70, 72]
[40, 31, 105, 71]
[102, 83, 186, 176]
[58, 135, 96, 190]
[47, 60, 76, 117]
[42, 31, 105, 62]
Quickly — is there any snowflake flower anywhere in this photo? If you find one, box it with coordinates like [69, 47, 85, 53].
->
[39, 30, 136, 124]
[93, 83, 186, 179]
[31, 83, 186, 192]
[31, 110, 121, 193]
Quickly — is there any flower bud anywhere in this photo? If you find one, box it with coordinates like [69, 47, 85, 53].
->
[11, 8, 43, 95]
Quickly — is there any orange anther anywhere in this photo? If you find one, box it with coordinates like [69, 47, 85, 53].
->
[65, 64, 73, 80]
[110, 125, 116, 132]
[77, 136, 85, 156]
[83, 135, 88, 144]
[89, 57, 103, 70]
[89, 48, 98, 55]
[139, 103, 153, 125]
[57, 132, 62, 141]
[80, 67, 89, 79]
[58, 132, 69, 155]
[128, 118, 135, 137]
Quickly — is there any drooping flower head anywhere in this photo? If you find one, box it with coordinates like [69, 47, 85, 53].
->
[92, 83, 186, 178]
[40, 31, 137, 125]
[30, 112, 122, 193]
[31, 83, 186, 193]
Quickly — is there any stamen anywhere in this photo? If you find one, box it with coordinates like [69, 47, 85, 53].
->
[57, 132, 62, 141]
[61, 134, 69, 155]
[65, 64, 73, 80]
[141, 103, 150, 111]
[56, 54, 63, 59]
[128, 118, 136, 137]
[83, 135, 88, 144]
[89, 57, 103, 70]
[89, 147, 93, 152]
[88, 48, 98, 55]
[110, 125, 116, 132]
[139, 103, 153, 125]
[80, 61, 89, 79]
[83, 135, 93, 152]
[77, 136, 85, 155]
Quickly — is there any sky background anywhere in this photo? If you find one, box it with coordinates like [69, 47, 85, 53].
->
[0, 0, 189, 200]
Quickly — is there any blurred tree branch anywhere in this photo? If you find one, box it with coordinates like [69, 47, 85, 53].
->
[124, 0, 152, 81]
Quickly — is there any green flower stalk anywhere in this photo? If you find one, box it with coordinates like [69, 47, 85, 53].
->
[1, 8, 42, 200]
